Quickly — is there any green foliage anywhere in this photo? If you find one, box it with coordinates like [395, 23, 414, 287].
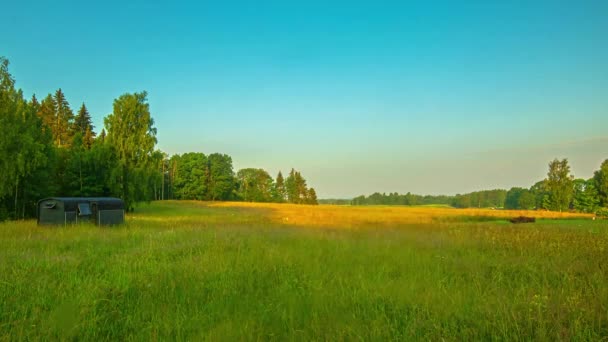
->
[206, 153, 235, 201]
[236, 168, 274, 202]
[74, 103, 94, 136]
[171, 153, 208, 200]
[546, 159, 574, 212]
[505, 187, 524, 209]
[452, 189, 507, 209]
[306, 188, 318, 205]
[273, 171, 286, 203]
[596, 208, 608, 218]
[518, 190, 535, 210]
[149, 150, 168, 201]
[594, 159, 608, 207]
[74, 103, 95, 148]
[352, 192, 452, 206]
[104, 91, 157, 211]
[61, 133, 115, 197]
[530, 180, 549, 210]
[284, 168, 317, 204]
[53, 89, 74, 147]
[37, 94, 56, 133]
[0, 57, 54, 219]
[505, 188, 535, 210]
[352, 190, 506, 208]
[572, 179, 600, 213]
[0, 56, 319, 219]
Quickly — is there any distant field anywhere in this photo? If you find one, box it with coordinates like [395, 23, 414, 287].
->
[210, 201, 592, 227]
[1, 201, 606, 340]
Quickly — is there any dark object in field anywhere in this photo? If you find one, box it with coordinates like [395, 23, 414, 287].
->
[37, 197, 125, 226]
[510, 216, 536, 224]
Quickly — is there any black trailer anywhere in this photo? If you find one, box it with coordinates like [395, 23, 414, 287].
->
[37, 197, 125, 226]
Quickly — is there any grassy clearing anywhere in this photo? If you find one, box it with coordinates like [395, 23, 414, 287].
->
[1, 201, 606, 340]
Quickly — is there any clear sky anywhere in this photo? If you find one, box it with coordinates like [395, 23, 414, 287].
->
[3, 1, 607, 198]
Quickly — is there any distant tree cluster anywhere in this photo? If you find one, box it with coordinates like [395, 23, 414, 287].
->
[505, 158, 606, 214]
[352, 192, 452, 206]
[451, 189, 507, 209]
[351, 190, 505, 208]
[352, 158, 608, 215]
[168, 153, 318, 204]
[0, 57, 317, 220]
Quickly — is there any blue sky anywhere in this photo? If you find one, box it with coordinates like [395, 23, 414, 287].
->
[3, 1, 607, 198]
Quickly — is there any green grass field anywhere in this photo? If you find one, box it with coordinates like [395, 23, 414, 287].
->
[1, 201, 607, 340]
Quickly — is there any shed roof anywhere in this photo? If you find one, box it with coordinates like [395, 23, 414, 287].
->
[38, 197, 125, 210]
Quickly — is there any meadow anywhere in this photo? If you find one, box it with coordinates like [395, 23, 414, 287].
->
[0, 201, 606, 340]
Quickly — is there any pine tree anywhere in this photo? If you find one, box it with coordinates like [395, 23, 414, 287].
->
[294, 171, 308, 204]
[274, 171, 286, 202]
[0, 57, 53, 218]
[53, 88, 74, 147]
[98, 128, 106, 142]
[37, 94, 56, 135]
[306, 188, 318, 205]
[30, 94, 40, 112]
[74, 103, 95, 138]
[84, 126, 94, 149]
[285, 168, 298, 203]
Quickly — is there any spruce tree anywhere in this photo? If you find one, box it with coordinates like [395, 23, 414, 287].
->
[84, 126, 94, 149]
[307, 188, 318, 205]
[37, 94, 56, 135]
[53, 88, 74, 147]
[30, 94, 40, 112]
[74, 103, 95, 138]
[0, 57, 53, 218]
[285, 168, 298, 203]
[274, 171, 286, 202]
[98, 128, 106, 142]
[294, 171, 308, 204]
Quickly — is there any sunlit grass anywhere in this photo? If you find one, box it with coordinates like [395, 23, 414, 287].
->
[0, 201, 606, 340]
[209, 201, 592, 227]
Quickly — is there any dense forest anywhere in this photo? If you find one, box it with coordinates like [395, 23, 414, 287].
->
[352, 158, 608, 215]
[0, 57, 317, 220]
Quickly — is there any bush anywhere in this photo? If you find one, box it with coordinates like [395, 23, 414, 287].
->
[596, 208, 608, 218]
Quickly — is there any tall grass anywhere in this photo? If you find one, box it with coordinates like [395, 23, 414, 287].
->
[211, 201, 593, 227]
[0, 201, 606, 340]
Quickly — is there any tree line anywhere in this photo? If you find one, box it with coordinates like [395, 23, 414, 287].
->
[352, 158, 608, 215]
[168, 153, 317, 204]
[352, 193, 452, 206]
[0, 57, 317, 220]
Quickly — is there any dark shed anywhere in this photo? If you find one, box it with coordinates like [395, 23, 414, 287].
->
[37, 197, 125, 226]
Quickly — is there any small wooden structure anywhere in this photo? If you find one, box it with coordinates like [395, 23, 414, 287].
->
[37, 197, 125, 226]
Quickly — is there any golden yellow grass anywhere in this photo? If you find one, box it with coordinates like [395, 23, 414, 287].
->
[208, 202, 593, 228]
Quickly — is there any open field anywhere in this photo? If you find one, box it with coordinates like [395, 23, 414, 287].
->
[1, 201, 606, 340]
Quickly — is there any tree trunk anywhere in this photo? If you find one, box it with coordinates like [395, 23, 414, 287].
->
[14, 178, 19, 219]
[79, 154, 83, 194]
[22, 182, 26, 220]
